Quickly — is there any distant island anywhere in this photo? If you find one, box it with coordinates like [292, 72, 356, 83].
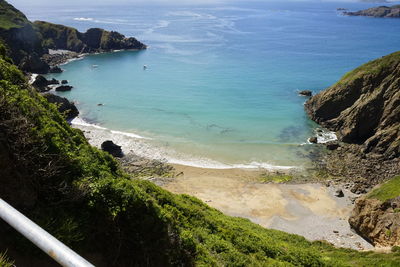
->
[344, 5, 400, 18]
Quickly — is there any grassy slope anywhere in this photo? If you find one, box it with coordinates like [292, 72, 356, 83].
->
[336, 51, 400, 86]
[368, 176, 400, 202]
[0, 0, 29, 30]
[0, 48, 400, 266]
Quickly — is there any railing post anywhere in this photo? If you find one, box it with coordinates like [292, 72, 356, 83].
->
[0, 198, 95, 267]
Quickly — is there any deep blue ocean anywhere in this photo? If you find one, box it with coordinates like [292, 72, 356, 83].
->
[16, 1, 400, 168]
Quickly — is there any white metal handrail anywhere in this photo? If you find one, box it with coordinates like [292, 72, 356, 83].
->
[0, 198, 95, 267]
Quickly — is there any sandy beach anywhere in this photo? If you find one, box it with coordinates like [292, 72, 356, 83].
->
[162, 164, 374, 250]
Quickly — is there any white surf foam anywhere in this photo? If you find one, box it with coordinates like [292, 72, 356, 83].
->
[74, 17, 93, 21]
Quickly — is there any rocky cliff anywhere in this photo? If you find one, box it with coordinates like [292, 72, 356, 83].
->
[34, 21, 147, 53]
[305, 51, 400, 159]
[344, 5, 400, 18]
[349, 176, 400, 247]
[0, 0, 146, 73]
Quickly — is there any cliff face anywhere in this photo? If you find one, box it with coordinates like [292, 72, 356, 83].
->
[305, 52, 400, 159]
[0, 1, 146, 73]
[34, 21, 147, 53]
[349, 197, 400, 247]
[344, 5, 400, 18]
[349, 176, 400, 247]
[0, 1, 47, 72]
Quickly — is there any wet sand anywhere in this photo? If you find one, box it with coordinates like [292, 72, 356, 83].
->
[163, 164, 373, 250]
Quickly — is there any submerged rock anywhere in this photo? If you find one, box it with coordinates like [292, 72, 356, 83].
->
[61, 79, 68, 84]
[55, 85, 73, 92]
[101, 140, 124, 158]
[43, 93, 79, 120]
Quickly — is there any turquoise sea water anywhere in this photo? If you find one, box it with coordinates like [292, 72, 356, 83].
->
[19, 1, 400, 168]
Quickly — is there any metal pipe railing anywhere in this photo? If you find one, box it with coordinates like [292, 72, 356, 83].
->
[0, 198, 95, 267]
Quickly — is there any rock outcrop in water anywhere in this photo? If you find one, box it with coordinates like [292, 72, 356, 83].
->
[344, 5, 400, 18]
[0, 0, 146, 73]
[43, 93, 79, 120]
[305, 51, 400, 159]
[34, 21, 147, 53]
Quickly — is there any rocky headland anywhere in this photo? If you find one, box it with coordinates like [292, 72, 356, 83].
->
[344, 5, 400, 18]
[305, 51, 400, 189]
[306, 52, 400, 249]
[0, 0, 146, 74]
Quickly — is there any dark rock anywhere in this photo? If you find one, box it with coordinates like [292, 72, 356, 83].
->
[326, 141, 340, 150]
[61, 80, 68, 84]
[48, 78, 59, 85]
[55, 85, 73, 92]
[335, 189, 344, 197]
[49, 66, 63, 73]
[299, 90, 312, 97]
[305, 52, 400, 159]
[19, 53, 49, 74]
[43, 93, 79, 120]
[101, 140, 123, 158]
[32, 75, 48, 89]
[333, 230, 339, 233]
[344, 5, 400, 18]
[309, 136, 318, 143]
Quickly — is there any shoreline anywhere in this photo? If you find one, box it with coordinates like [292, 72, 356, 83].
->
[36, 48, 387, 251]
[158, 164, 374, 251]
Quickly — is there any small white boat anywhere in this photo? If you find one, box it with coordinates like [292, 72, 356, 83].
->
[92, 65, 98, 68]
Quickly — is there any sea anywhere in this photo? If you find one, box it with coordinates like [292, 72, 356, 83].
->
[16, 0, 400, 169]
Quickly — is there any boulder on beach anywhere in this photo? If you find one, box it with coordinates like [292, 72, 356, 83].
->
[309, 136, 318, 143]
[299, 90, 312, 97]
[55, 85, 73, 92]
[335, 189, 344, 197]
[101, 140, 124, 158]
[43, 93, 79, 120]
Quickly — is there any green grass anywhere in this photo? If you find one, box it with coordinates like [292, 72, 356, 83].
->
[367, 175, 400, 202]
[260, 173, 293, 183]
[0, 0, 29, 29]
[1, 40, 400, 265]
[335, 51, 400, 86]
[0, 251, 14, 267]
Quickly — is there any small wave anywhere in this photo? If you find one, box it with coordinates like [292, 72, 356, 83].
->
[74, 17, 93, 21]
[317, 131, 337, 144]
[29, 73, 38, 85]
[71, 117, 296, 171]
[306, 130, 337, 144]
